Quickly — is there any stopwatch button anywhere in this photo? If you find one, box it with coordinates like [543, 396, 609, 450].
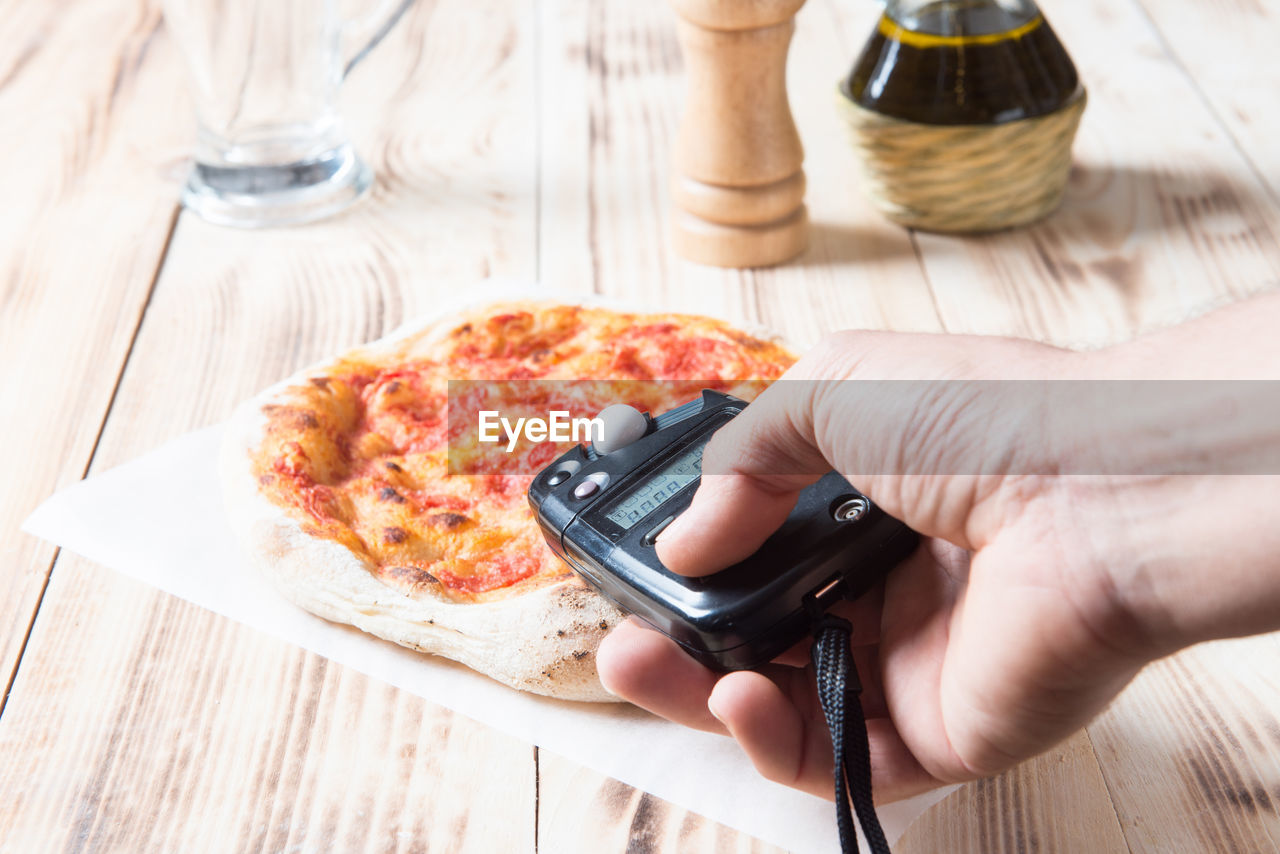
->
[593, 404, 650, 455]
[572, 472, 612, 500]
[642, 514, 677, 546]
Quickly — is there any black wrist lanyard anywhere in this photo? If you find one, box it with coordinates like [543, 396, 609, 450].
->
[811, 615, 891, 854]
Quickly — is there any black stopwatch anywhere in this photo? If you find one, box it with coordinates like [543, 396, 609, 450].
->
[527, 389, 920, 672]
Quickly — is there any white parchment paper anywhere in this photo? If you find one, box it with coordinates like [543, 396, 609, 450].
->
[24, 425, 955, 853]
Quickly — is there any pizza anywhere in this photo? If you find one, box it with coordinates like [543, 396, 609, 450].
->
[221, 300, 796, 701]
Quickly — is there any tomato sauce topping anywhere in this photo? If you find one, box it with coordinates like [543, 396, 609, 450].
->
[256, 307, 795, 598]
[436, 551, 542, 594]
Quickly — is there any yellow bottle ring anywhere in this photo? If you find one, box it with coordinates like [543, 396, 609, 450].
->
[877, 14, 1043, 49]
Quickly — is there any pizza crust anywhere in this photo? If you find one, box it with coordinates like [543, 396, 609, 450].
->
[221, 369, 624, 703]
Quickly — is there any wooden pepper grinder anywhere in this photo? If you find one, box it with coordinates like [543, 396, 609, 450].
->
[668, 0, 808, 268]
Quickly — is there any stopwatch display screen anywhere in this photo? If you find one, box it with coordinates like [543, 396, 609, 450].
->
[605, 440, 706, 530]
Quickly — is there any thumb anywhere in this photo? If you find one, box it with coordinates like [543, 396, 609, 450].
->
[655, 379, 828, 577]
[656, 330, 1068, 577]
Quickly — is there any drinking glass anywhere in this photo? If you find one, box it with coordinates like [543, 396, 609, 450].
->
[163, 0, 413, 227]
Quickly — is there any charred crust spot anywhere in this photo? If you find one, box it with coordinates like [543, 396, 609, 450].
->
[386, 565, 440, 585]
[384, 461, 404, 473]
[556, 629, 566, 638]
[429, 512, 469, 530]
[378, 486, 406, 503]
[260, 404, 318, 430]
[382, 526, 408, 544]
[453, 323, 473, 337]
[599, 620, 609, 630]
[572, 650, 589, 660]
[309, 377, 331, 388]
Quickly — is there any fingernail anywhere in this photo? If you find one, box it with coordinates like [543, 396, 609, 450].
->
[655, 509, 691, 545]
[707, 695, 726, 726]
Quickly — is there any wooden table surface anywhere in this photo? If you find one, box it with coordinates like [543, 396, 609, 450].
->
[2, 0, 1279, 850]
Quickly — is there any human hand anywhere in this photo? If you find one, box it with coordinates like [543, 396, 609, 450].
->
[596, 296, 1280, 803]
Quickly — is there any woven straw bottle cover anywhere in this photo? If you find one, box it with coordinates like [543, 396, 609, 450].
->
[839, 0, 1087, 233]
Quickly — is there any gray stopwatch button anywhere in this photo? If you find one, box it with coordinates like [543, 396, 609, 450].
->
[546, 459, 581, 486]
[573, 471, 611, 500]
[592, 404, 650, 455]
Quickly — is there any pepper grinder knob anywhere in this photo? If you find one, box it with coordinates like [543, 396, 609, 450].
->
[668, 0, 809, 268]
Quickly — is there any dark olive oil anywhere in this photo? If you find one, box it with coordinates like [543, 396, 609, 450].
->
[843, 2, 1081, 126]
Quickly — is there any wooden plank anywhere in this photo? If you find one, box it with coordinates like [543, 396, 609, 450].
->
[0, 0, 185, 700]
[1087, 635, 1280, 853]
[67, 0, 541, 465]
[1133, 0, 1280, 206]
[9, 0, 1269, 850]
[0, 563, 536, 854]
[537, 750, 787, 854]
[905, 0, 1280, 345]
[534, 0, 1130, 851]
[0, 0, 543, 849]
[881, 1, 1280, 850]
[898, 732, 1130, 853]
[536, 0, 944, 344]
[819, 2, 1280, 842]
[532, 0, 939, 849]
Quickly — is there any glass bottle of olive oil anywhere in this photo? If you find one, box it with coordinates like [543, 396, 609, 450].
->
[843, 0, 1081, 126]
